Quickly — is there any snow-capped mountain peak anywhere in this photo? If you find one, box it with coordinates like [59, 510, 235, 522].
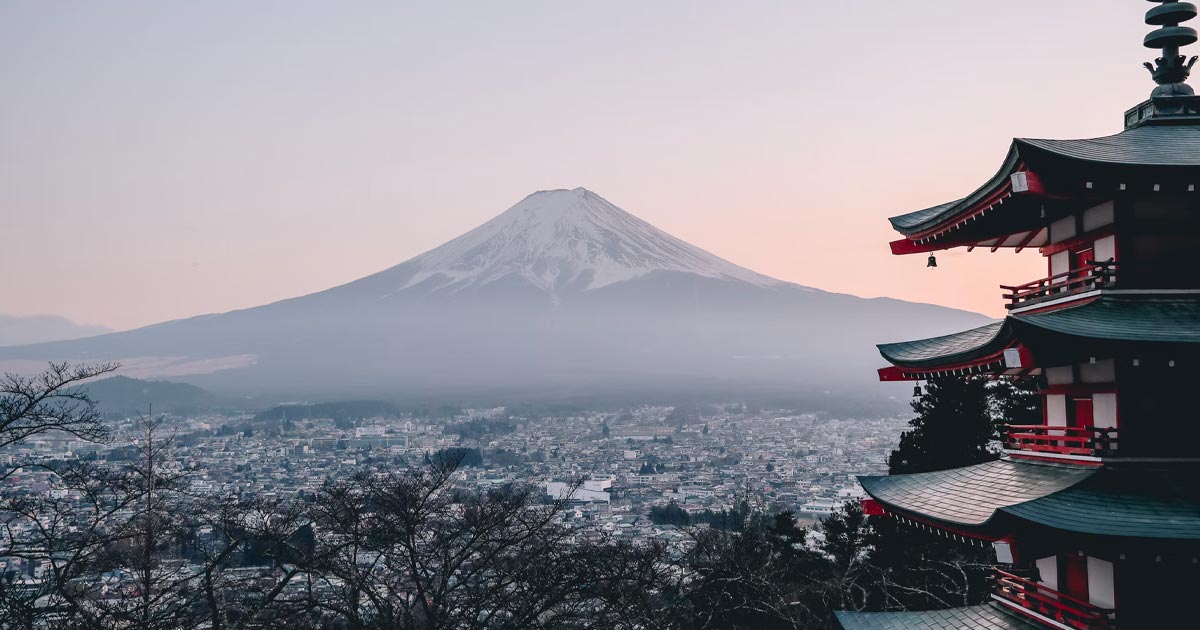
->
[399, 187, 782, 294]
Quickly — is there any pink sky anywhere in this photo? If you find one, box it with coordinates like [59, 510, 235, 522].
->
[1, 1, 1156, 330]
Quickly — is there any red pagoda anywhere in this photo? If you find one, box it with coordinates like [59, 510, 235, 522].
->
[837, 3, 1200, 629]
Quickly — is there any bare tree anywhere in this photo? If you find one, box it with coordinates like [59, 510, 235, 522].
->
[0, 362, 118, 471]
[0, 412, 316, 630]
[299, 455, 654, 630]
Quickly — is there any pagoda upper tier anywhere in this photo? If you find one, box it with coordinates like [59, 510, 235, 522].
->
[888, 122, 1200, 256]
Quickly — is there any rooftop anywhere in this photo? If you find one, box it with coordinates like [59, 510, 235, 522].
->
[858, 459, 1095, 528]
[878, 295, 1200, 375]
[835, 603, 1039, 630]
[859, 459, 1200, 540]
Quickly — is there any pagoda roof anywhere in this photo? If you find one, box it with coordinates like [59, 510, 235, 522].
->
[1002, 465, 1200, 539]
[878, 321, 1008, 369]
[1012, 295, 1200, 344]
[860, 460, 1200, 540]
[878, 295, 1200, 378]
[1018, 124, 1200, 168]
[857, 459, 1095, 528]
[890, 199, 966, 232]
[835, 604, 1039, 630]
[887, 123, 1200, 252]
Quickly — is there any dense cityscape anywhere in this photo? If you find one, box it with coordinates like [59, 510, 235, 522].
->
[3, 403, 901, 554]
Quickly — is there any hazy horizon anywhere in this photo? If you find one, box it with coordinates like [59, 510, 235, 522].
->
[3, 1, 1154, 331]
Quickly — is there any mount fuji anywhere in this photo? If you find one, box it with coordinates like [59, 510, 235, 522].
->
[0, 188, 990, 403]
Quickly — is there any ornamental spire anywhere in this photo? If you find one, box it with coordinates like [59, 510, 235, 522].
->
[1144, 1, 1199, 96]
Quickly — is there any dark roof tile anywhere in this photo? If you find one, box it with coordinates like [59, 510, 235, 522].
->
[1001, 465, 1200, 539]
[858, 459, 1096, 527]
[835, 604, 1040, 630]
[879, 295, 1200, 370]
[1013, 296, 1200, 343]
[877, 321, 1007, 368]
[1017, 125, 1200, 167]
[888, 124, 1200, 235]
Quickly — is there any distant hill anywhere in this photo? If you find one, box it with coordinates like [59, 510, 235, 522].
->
[254, 400, 401, 422]
[0, 314, 110, 347]
[83, 375, 219, 416]
[1, 189, 991, 402]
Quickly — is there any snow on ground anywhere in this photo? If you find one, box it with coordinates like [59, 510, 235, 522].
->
[397, 188, 784, 294]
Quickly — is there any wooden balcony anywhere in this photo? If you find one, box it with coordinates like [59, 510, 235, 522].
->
[994, 569, 1115, 630]
[1006, 425, 1118, 458]
[1002, 260, 1116, 310]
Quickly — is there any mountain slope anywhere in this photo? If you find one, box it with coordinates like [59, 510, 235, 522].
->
[0, 189, 991, 400]
[0, 314, 111, 347]
[85, 376, 220, 416]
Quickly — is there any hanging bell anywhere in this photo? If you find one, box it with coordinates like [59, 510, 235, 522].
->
[927, 254, 938, 268]
[913, 384, 922, 397]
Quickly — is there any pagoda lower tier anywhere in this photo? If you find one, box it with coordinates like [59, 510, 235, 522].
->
[876, 294, 1200, 463]
[852, 459, 1200, 629]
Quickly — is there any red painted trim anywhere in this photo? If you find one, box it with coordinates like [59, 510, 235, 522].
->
[1018, 170, 1047, 196]
[1043, 384, 1117, 395]
[877, 366, 908, 382]
[889, 166, 1090, 257]
[876, 342, 1036, 382]
[876, 505, 1006, 541]
[1016, 345, 1036, 369]
[888, 237, 980, 255]
[907, 177, 1017, 241]
[861, 498, 886, 516]
[876, 357, 1007, 381]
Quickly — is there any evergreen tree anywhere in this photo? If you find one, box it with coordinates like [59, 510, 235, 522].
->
[888, 376, 995, 475]
[820, 501, 869, 576]
[989, 376, 1042, 440]
[862, 375, 1007, 613]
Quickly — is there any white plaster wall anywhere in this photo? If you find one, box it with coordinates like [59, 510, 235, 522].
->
[1093, 393, 1118, 429]
[1037, 556, 1059, 591]
[1046, 395, 1068, 426]
[1051, 251, 1070, 276]
[1094, 234, 1116, 263]
[1046, 366, 1074, 386]
[1050, 217, 1077, 243]
[1083, 202, 1116, 232]
[1087, 557, 1115, 609]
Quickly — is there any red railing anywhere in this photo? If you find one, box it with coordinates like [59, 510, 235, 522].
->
[1006, 425, 1118, 457]
[1001, 260, 1116, 309]
[994, 569, 1115, 630]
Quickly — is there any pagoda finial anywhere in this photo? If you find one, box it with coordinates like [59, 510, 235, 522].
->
[1144, 1, 1199, 96]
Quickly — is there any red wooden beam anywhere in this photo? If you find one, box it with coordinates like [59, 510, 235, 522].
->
[877, 366, 908, 382]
